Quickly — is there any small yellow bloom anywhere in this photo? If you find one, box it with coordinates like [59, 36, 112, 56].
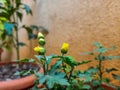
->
[34, 46, 46, 55]
[61, 43, 69, 54]
[38, 32, 44, 39]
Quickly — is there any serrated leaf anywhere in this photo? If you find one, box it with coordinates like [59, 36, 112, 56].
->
[39, 74, 69, 89]
[46, 75, 69, 89]
[112, 74, 120, 81]
[57, 78, 70, 86]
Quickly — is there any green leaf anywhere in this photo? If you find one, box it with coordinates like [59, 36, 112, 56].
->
[75, 60, 91, 66]
[106, 56, 120, 60]
[81, 85, 91, 89]
[91, 80, 101, 87]
[22, 25, 36, 39]
[35, 55, 44, 60]
[97, 87, 105, 90]
[106, 68, 118, 73]
[0, 23, 4, 30]
[18, 42, 26, 46]
[22, 3, 32, 15]
[78, 71, 92, 82]
[4, 22, 15, 35]
[93, 42, 102, 48]
[46, 55, 53, 64]
[50, 60, 62, 73]
[14, 71, 21, 76]
[112, 74, 120, 81]
[102, 78, 110, 83]
[94, 47, 107, 53]
[20, 58, 35, 63]
[63, 56, 75, 67]
[46, 75, 69, 89]
[16, 11, 23, 21]
[87, 67, 98, 74]
[38, 74, 46, 84]
[39, 74, 69, 89]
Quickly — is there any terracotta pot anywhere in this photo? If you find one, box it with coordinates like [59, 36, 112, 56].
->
[0, 48, 3, 61]
[86, 83, 116, 90]
[0, 62, 43, 90]
[101, 84, 116, 90]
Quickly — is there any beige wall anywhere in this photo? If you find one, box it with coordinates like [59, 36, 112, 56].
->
[10, 0, 120, 85]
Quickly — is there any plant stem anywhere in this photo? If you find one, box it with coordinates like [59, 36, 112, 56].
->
[16, 29, 20, 60]
[98, 53, 103, 81]
[12, 0, 20, 60]
[61, 54, 69, 80]
[43, 55, 48, 75]
[68, 67, 74, 82]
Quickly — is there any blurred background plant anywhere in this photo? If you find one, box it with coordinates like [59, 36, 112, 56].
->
[0, 0, 48, 61]
[81, 42, 120, 89]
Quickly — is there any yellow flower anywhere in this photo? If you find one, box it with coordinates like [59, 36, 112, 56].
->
[34, 46, 46, 55]
[38, 32, 44, 39]
[61, 43, 69, 54]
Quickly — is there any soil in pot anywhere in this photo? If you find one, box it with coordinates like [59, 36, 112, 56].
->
[0, 62, 40, 81]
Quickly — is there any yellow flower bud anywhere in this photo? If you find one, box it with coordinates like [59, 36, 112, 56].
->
[38, 32, 44, 39]
[61, 43, 69, 54]
[39, 38, 45, 46]
[34, 46, 46, 55]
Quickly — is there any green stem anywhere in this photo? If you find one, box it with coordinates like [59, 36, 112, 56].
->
[43, 56, 50, 90]
[16, 29, 20, 60]
[43, 55, 48, 75]
[68, 67, 74, 82]
[98, 53, 103, 81]
[12, 0, 20, 60]
[61, 54, 69, 80]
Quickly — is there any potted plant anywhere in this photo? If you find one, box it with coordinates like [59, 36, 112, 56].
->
[0, 0, 12, 61]
[29, 33, 118, 90]
[0, 0, 46, 89]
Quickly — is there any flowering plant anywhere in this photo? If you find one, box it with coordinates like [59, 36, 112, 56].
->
[31, 32, 92, 90]
[30, 32, 119, 90]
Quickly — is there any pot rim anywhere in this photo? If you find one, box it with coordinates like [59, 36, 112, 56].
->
[0, 61, 43, 90]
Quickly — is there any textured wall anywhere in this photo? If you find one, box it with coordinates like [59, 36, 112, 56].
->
[11, 0, 120, 85]
[33, 0, 120, 85]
